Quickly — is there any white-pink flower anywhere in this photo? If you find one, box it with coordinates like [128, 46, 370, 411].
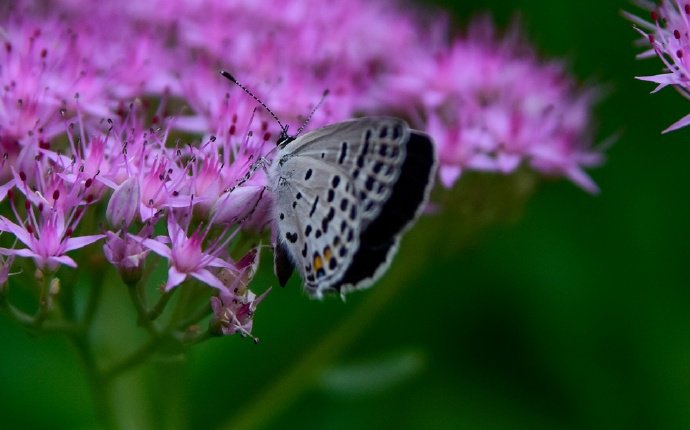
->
[136, 211, 236, 291]
[626, 1, 690, 132]
[380, 17, 603, 192]
[0, 208, 103, 271]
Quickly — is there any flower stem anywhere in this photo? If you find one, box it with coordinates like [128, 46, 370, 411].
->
[176, 326, 213, 345]
[31, 274, 53, 328]
[126, 283, 158, 334]
[82, 274, 105, 327]
[70, 334, 116, 430]
[102, 334, 170, 380]
[1, 301, 83, 333]
[175, 302, 210, 331]
[146, 288, 175, 322]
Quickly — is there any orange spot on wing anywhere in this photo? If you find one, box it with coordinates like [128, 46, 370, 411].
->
[313, 254, 323, 271]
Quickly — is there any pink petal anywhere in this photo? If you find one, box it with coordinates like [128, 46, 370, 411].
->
[439, 165, 461, 188]
[49, 255, 78, 268]
[636, 73, 678, 87]
[0, 216, 34, 248]
[565, 166, 599, 194]
[165, 266, 187, 291]
[0, 247, 38, 259]
[0, 180, 15, 201]
[140, 237, 173, 259]
[191, 268, 227, 290]
[663, 111, 690, 133]
[64, 234, 106, 252]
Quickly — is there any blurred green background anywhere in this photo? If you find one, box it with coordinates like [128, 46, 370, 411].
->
[2, 0, 690, 429]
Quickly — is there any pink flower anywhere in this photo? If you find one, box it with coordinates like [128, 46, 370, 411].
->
[210, 248, 270, 340]
[380, 17, 603, 192]
[136, 209, 237, 291]
[0, 202, 103, 271]
[0, 15, 113, 146]
[103, 227, 152, 284]
[626, 1, 690, 132]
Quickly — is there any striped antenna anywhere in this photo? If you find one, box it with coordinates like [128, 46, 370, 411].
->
[296, 89, 330, 136]
[219, 70, 289, 137]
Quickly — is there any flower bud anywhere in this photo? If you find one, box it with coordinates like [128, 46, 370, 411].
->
[103, 231, 147, 285]
[49, 278, 60, 296]
[107, 177, 140, 228]
[210, 185, 264, 225]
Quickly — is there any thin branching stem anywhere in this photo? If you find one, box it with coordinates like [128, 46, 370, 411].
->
[102, 334, 170, 380]
[126, 283, 158, 335]
[146, 288, 176, 322]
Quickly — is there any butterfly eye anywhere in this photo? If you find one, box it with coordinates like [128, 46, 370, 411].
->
[277, 129, 294, 148]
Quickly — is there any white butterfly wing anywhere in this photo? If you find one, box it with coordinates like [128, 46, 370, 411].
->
[271, 117, 437, 297]
[282, 117, 410, 230]
[271, 155, 361, 296]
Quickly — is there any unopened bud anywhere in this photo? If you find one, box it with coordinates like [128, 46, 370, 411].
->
[211, 185, 264, 225]
[49, 278, 60, 296]
[107, 177, 140, 228]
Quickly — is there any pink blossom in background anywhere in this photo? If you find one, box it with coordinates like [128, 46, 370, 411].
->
[626, 1, 690, 132]
[381, 18, 602, 192]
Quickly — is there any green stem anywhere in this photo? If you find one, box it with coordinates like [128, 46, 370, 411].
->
[146, 288, 176, 322]
[70, 334, 116, 430]
[102, 334, 169, 380]
[82, 279, 104, 327]
[175, 302, 211, 331]
[224, 236, 431, 430]
[126, 283, 158, 334]
[176, 326, 213, 346]
[32, 274, 52, 328]
[2, 302, 83, 334]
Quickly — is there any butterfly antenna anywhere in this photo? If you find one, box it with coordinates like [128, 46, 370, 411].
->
[220, 70, 289, 136]
[296, 89, 330, 136]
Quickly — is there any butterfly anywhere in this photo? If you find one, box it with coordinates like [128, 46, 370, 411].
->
[221, 72, 437, 298]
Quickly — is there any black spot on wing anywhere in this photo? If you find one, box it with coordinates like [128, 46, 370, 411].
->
[309, 195, 319, 217]
[338, 141, 348, 164]
[332, 131, 435, 291]
[274, 240, 295, 287]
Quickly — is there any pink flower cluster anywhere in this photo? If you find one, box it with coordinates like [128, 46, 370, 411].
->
[0, 0, 602, 336]
[627, 1, 690, 132]
[377, 18, 602, 192]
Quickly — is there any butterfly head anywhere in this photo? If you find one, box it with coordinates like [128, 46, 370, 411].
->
[277, 125, 296, 149]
